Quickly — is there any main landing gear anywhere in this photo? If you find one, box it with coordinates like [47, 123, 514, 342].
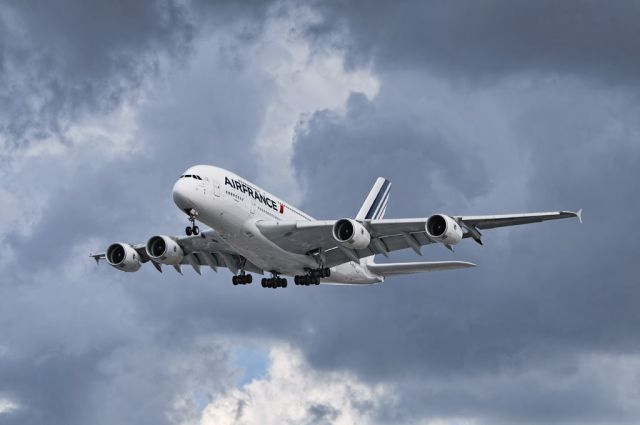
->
[232, 273, 252, 285]
[294, 268, 330, 286]
[185, 209, 199, 236]
[262, 273, 287, 288]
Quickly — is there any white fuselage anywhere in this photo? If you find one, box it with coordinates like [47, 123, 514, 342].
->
[171, 165, 382, 284]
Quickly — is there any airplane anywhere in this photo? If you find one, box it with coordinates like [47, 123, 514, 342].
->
[91, 165, 582, 288]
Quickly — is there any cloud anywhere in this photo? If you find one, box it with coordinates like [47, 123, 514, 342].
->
[0, 397, 20, 415]
[201, 345, 394, 425]
[307, 0, 640, 85]
[289, 63, 640, 423]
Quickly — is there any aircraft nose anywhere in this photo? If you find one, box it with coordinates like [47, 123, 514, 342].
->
[172, 178, 193, 210]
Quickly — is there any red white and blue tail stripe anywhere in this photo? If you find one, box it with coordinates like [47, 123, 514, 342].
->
[356, 177, 391, 221]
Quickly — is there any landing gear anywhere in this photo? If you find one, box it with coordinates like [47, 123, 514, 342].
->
[232, 273, 252, 285]
[261, 273, 287, 288]
[185, 209, 199, 236]
[294, 268, 330, 286]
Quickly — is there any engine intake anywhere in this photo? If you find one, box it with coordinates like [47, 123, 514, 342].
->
[106, 243, 141, 272]
[332, 219, 371, 250]
[145, 235, 184, 265]
[425, 214, 463, 245]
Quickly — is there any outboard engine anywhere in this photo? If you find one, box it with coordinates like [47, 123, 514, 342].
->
[106, 243, 142, 272]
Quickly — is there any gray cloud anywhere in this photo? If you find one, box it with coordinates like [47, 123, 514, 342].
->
[289, 70, 640, 423]
[308, 0, 640, 85]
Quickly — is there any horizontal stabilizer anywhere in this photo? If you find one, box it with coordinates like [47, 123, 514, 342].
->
[367, 261, 476, 276]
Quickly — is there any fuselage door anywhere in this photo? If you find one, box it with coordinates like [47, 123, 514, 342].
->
[213, 178, 221, 197]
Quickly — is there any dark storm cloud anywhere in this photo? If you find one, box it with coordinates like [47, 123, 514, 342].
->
[293, 90, 491, 220]
[0, 1, 279, 424]
[0, 0, 270, 155]
[0, 0, 187, 151]
[289, 63, 640, 424]
[309, 0, 640, 85]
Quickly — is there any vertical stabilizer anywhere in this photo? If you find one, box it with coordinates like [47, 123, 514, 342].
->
[355, 177, 391, 221]
[356, 177, 391, 266]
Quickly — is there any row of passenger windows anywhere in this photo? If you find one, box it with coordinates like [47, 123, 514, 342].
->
[180, 174, 203, 180]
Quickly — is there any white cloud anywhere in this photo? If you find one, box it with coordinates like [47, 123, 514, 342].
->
[0, 397, 20, 415]
[200, 345, 393, 425]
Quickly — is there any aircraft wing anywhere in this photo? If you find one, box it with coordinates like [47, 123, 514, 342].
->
[91, 230, 263, 275]
[256, 210, 581, 268]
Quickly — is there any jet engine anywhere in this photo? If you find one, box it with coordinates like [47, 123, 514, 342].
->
[145, 235, 184, 265]
[425, 214, 463, 245]
[106, 243, 142, 272]
[332, 219, 371, 250]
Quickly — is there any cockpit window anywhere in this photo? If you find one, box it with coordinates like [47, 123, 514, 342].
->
[179, 174, 202, 180]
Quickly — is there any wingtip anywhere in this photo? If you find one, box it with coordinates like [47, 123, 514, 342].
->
[576, 208, 582, 224]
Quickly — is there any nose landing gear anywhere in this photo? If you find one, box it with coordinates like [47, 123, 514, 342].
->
[185, 209, 200, 236]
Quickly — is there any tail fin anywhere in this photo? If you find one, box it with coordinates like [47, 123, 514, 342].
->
[356, 177, 391, 221]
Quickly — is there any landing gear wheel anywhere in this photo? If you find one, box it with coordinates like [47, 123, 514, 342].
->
[186, 226, 192, 236]
[193, 226, 199, 235]
[261, 278, 267, 288]
[232, 276, 238, 285]
[246, 274, 253, 284]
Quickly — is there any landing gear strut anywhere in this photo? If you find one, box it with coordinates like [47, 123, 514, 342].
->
[185, 209, 199, 236]
[294, 268, 330, 286]
[261, 272, 287, 289]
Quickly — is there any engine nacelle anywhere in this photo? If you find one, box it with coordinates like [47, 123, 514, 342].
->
[145, 235, 184, 265]
[106, 243, 142, 272]
[425, 214, 463, 245]
[332, 219, 371, 250]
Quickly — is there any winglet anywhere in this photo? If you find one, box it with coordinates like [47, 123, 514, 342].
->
[576, 208, 582, 224]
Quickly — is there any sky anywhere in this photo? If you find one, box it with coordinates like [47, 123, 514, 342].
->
[0, 1, 639, 424]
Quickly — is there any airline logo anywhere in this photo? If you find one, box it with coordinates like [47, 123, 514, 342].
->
[224, 176, 279, 212]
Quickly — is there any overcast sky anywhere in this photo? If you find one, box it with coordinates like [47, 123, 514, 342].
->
[1, 1, 639, 424]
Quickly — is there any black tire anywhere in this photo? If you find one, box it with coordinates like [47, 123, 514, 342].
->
[261, 278, 267, 288]
[282, 279, 288, 288]
[186, 226, 192, 236]
[246, 274, 252, 284]
[193, 226, 199, 235]
[324, 268, 331, 277]
[232, 276, 238, 285]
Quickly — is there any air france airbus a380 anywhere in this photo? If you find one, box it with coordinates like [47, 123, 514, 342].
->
[91, 165, 581, 288]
